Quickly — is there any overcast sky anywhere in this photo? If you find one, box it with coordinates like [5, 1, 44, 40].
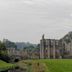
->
[0, 0, 72, 43]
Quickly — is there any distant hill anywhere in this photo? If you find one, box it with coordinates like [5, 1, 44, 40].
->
[3, 39, 38, 50]
[15, 42, 37, 49]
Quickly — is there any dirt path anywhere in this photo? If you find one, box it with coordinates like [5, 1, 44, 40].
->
[17, 60, 46, 72]
[32, 62, 45, 72]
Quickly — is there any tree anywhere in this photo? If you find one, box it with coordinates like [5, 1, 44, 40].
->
[0, 41, 10, 62]
[0, 41, 7, 55]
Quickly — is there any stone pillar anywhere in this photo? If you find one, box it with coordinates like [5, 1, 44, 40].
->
[47, 40, 50, 59]
[53, 40, 56, 59]
[70, 40, 72, 56]
[40, 34, 45, 59]
[40, 40, 44, 59]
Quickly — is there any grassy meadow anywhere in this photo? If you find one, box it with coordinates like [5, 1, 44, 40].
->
[18, 59, 72, 72]
[0, 60, 16, 71]
[1, 59, 72, 72]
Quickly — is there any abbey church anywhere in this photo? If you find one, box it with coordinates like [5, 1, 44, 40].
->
[40, 32, 72, 59]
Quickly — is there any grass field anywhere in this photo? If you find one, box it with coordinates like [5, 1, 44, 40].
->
[18, 59, 72, 72]
[0, 60, 16, 71]
[41, 59, 72, 72]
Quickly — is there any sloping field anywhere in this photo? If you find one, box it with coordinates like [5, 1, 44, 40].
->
[0, 60, 15, 71]
[18, 59, 72, 72]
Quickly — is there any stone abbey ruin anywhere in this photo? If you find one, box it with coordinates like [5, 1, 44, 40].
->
[40, 32, 72, 59]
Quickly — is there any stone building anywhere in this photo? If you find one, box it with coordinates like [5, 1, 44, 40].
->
[60, 32, 72, 58]
[7, 48, 16, 56]
[40, 35, 61, 59]
[40, 32, 72, 59]
[7, 47, 28, 59]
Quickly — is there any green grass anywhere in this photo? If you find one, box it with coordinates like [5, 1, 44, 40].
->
[19, 59, 72, 72]
[0, 60, 16, 71]
[41, 59, 72, 72]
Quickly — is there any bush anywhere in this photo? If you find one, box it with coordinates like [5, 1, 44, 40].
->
[0, 55, 10, 63]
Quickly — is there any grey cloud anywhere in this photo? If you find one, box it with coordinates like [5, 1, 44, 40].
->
[0, 0, 72, 43]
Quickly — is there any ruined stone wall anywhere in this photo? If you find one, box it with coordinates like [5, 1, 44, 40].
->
[40, 37, 61, 59]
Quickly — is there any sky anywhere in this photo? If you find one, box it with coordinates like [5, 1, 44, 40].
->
[0, 0, 72, 43]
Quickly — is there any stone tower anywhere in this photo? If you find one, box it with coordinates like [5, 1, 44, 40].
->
[40, 34, 45, 59]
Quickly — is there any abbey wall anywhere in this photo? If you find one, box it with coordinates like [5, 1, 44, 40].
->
[40, 32, 72, 59]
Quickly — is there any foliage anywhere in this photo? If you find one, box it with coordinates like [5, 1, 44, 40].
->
[0, 55, 10, 63]
[0, 41, 10, 62]
[0, 41, 6, 50]
[3, 39, 17, 48]
[0, 41, 7, 55]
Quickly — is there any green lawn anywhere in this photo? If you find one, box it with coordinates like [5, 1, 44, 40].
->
[18, 59, 72, 72]
[0, 60, 16, 71]
[41, 59, 72, 72]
